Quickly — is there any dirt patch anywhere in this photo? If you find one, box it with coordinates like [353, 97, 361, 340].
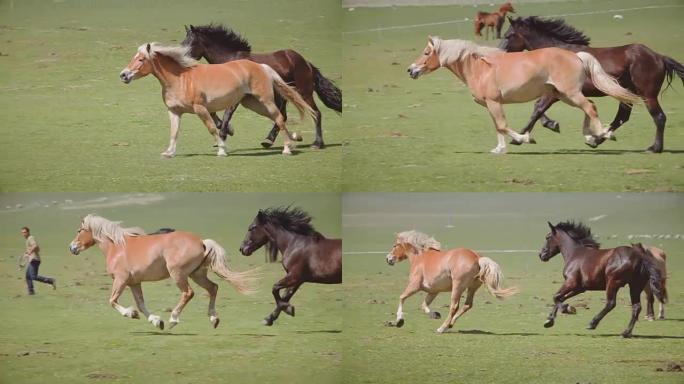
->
[86, 372, 119, 379]
[656, 362, 683, 372]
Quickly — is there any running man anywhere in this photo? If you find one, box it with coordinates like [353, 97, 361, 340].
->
[21, 227, 56, 295]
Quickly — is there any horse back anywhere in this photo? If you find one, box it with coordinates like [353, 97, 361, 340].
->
[247, 50, 308, 81]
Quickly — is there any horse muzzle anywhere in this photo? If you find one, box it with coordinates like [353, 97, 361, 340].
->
[69, 243, 81, 255]
[407, 65, 423, 79]
[239, 244, 253, 256]
[119, 69, 135, 84]
[386, 254, 396, 266]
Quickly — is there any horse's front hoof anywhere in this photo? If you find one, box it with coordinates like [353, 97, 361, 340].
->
[311, 142, 325, 149]
[529, 137, 537, 144]
[396, 318, 404, 328]
[217, 151, 227, 157]
[158, 320, 164, 330]
[291, 132, 303, 142]
[645, 315, 655, 322]
[211, 317, 220, 329]
[435, 326, 447, 334]
[430, 311, 441, 319]
[261, 139, 274, 148]
[509, 139, 523, 146]
[561, 304, 576, 315]
[490, 147, 507, 155]
[543, 319, 555, 328]
[658, 314, 665, 320]
[169, 320, 179, 329]
[282, 148, 293, 156]
[263, 317, 274, 326]
[161, 152, 175, 159]
[544, 120, 560, 133]
[586, 323, 597, 330]
[621, 331, 633, 338]
[283, 305, 295, 317]
[646, 144, 663, 153]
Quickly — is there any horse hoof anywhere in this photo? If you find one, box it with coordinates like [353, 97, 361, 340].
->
[509, 139, 522, 146]
[284, 305, 295, 317]
[262, 318, 274, 326]
[436, 327, 446, 334]
[158, 320, 164, 330]
[217, 151, 227, 157]
[561, 305, 576, 315]
[211, 318, 220, 329]
[395, 319, 404, 328]
[430, 311, 441, 319]
[621, 331, 633, 338]
[130, 310, 140, 319]
[645, 316, 655, 322]
[646, 145, 663, 153]
[543, 319, 555, 328]
[311, 143, 324, 149]
[282, 149, 293, 156]
[292, 132, 303, 142]
[586, 323, 597, 330]
[169, 321, 179, 329]
[161, 152, 175, 159]
[529, 137, 537, 144]
[544, 121, 560, 133]
[261, 139, 274, 148]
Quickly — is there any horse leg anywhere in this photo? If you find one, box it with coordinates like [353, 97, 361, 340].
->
[448, 281, 482, 328]
[388, 281, 421, 328]
[485, 99, 531, 154]
[263, 273, 300, 326]
[421, 292, 441, 319]
[168, 276, 195, 329]
[219, 105, 238, 140]
[644, 97, 666, 153]
[511, 94, 559, 145]
[622, 283, 644, 338]
[194, 105, 227, 156]
[560, 93, 608, 148]
[190, 268, 220, 328]
[544, 281, 582, 328]
[109, 278, 138, 319]
[161, 111, 181, 158]
[260, 94, 286, 148]
[279, 282, 303, 317]
[644, 284, 655, 321]
[130, 283, 163, 330]
[210, 112, 223, 138]
[606, 102, 633, 138]
[436, 281, 465, 333]
[587, 280, 620, 330]
[306, 97, 324, 149]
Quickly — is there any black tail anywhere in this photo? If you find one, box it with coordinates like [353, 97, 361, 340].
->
[663, 55, 684, 90]
[638, 245, 668, 303]
[312, 65, 342, 113]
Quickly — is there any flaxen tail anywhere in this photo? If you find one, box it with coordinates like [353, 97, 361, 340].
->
[577, 52, 642, 105]
[260, 64, 317, 124]
[478, 257, 519, 299]
[203, 239, 260, 295]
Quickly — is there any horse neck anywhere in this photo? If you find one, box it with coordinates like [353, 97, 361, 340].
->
[557, 233, 584, 263]
[524, 33, 584, 51]
[265, 225, 299, 255]
[202, 41, 247, 63]
[150, 54, 184, 88]
[444, 55, 478, 85]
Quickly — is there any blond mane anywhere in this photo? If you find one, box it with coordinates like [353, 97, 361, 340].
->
[138, 43, 198, 68]
[81, 214, 146, 246]
[431, 37, 503, 66]
[397, 230, 442, 254]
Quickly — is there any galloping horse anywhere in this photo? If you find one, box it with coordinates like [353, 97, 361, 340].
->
[408, 37, 641, 153]
[500, 16, 684, 152]
[239, 207, 341, 326]
[474, 2, 515, 40]
[69, 214, 259, 330]
[385, 230, 518, 333]
[120, 43, 316, 157]
[182, 24, 342, 149]
[539, 221, 666, 337]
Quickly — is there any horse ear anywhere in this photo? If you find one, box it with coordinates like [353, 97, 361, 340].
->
[184, 25, 189, 33]
[508, 16, 516, 25]
[189, 24, 195, 31]
[547, 221, 556, 233]
[256, 210, 265, 222]
[146, 43, 151, 53]
[427, 35, 434, 46]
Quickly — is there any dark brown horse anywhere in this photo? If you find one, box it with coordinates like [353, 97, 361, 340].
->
[182, 24, 342, 149]
[539, 221, 666, 337]
[500, 16, 684, 152]
[239, 207, 342, 326]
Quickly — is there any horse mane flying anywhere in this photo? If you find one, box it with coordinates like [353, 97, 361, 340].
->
[139, 43, 198, 68]
[431, 37, 503, 66]
[555, 221, 600, 248]
[81, 214, 145, 246]
[518, 16, 591, 46]
[260, 206, 323, 239]
[190, 24, 252, 53]
[396, 230, 442, 253]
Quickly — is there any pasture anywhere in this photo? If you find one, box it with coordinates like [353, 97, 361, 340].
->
[342, 193, 684, 383]
[342, 0, 684, 191]
[0, 0, 342, 192]
[0, 193, 342, 383]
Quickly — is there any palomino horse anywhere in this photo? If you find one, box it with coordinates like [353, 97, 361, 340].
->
[385, 230, 518, 333]
[500, 16, 684, 152]
[407, 37, 642, 154]
[182, 24, 342, 149]
[644, 246, 667, 321]
[69, 214, 259, 330]
[474, 2, 515, 40]
[120, 43, 316, 157]
[239, 207, 342, 326]
[539, 221, 666, 337]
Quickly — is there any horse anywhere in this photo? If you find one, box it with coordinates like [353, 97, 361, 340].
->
[182, 24, 342, 149]
[644, 246, 667, 321]
[539, 221, 667, 337]
[499, 16, 684, 152]
[120, 43, 316, 157]
[68, 214, 259, 330]
[239, 207, 341, 326]
[408, 37, 641, 153]
[384, 230, 518, 333]
[474, 2, 515, 40]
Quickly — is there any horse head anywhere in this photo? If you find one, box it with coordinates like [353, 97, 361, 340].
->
[408, 36, 441, 79]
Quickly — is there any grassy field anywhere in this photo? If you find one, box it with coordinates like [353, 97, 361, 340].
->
[0, 0, 342, 192]
[342, 193, 684, 383]
[0, 193, 342, 383]
[342, 0, 684, 191]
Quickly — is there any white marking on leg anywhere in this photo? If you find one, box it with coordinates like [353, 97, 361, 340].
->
[169, 312, 180, 328]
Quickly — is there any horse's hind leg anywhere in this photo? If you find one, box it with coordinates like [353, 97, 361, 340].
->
[644, 285, 655, 321]
[190, 268, 220, 328]
[193, 105, 227, 156]
[606, 102, 633, 138]
[437, 281, 465, 333]
[130, 283, 163, 330]
[244, 96, 297, 155]
[260, 93, 286, 148]
[169, 275, 195, 329]
[421, 292, 441, 319]
[559, 92, 608, 147]
[644, 97, 666, 153]
[218, 105, 239, 140]
[448, 281, 482, 328]
[622, 283, 644, 338]
[511, 94, 559, 145]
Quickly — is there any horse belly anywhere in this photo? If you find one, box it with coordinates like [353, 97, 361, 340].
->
[204, 91, 244, 113]
[423, 274, 452, 292]
[499, 77, 551, 103]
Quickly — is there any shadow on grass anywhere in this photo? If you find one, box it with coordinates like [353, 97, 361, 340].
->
[129, 331, 198, 336]
[174, 143, 342, 158]
[450, 149, 684, 155]
[295, 329, 342, 334]
[456, 329, 540, 336]
[232, 333, 278, 338]
[570, 333, 684, 339]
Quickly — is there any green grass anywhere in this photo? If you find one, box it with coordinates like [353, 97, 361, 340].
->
[342, 0, 684, 191]
[0, 0, 342, 192]
[341, 193, 684, 384]
[0, 193, 342, 383]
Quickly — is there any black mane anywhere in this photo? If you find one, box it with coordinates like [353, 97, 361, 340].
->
[519, 16, 591, 46]
[191, 24, 252, 53]
[261, 206, 322, 238]
[555, 221, 600, 248]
